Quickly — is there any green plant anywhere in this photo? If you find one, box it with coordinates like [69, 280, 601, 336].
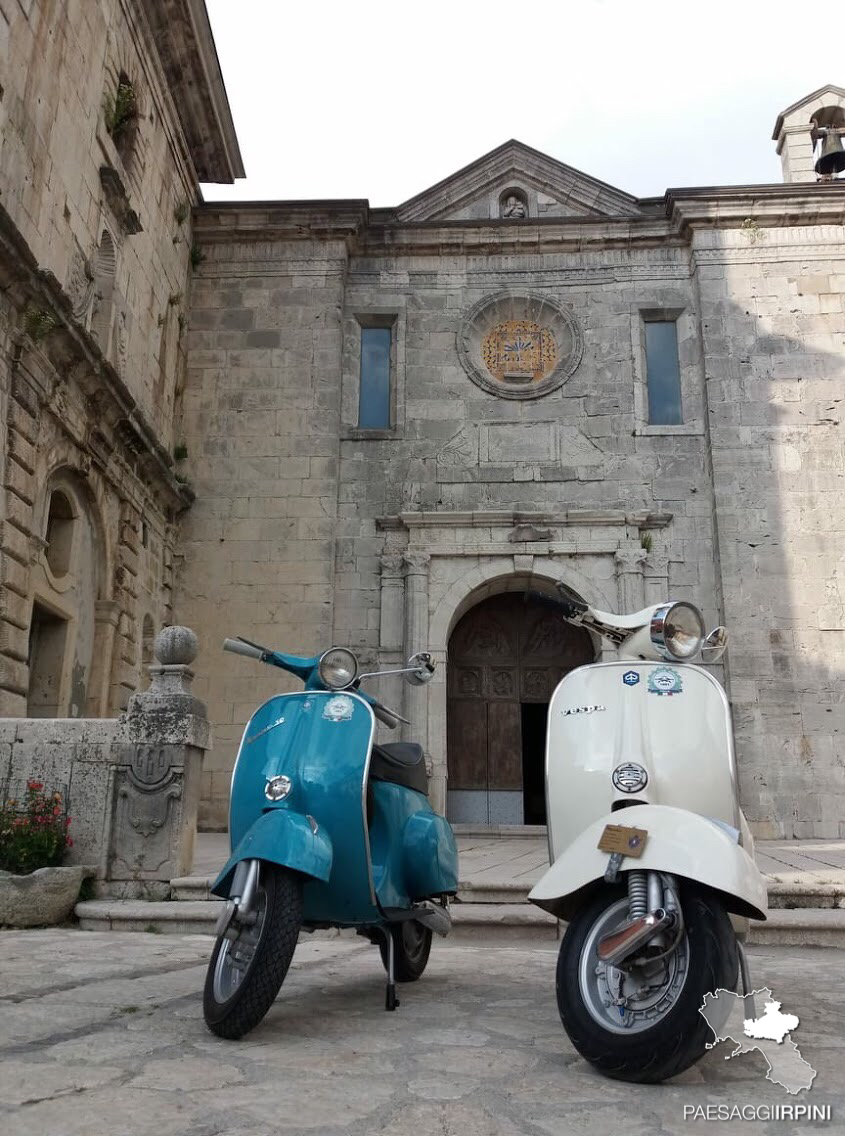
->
[640, 531, 653, 554]
[189, 242, 205, 270]
[173, 442, 188, 462]
[144, 924, 162, 935]
[168, 292, 183, 307]
[173, 201, 189, 226]
[103, 80, 137, 143]
[24, 305, 58, 343]
[0, 780, 72, 875]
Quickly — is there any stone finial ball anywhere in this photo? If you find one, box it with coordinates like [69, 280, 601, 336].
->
[154, 625, 198, 666]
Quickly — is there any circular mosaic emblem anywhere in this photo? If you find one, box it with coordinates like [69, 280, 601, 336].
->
[458, 290, 583, 400]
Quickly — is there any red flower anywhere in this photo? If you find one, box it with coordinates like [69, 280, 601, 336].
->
[66, 838, 73, 848]
[26, 780, 44, 791]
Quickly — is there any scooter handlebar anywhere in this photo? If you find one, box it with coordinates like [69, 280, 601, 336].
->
[222, 637, 266, 661]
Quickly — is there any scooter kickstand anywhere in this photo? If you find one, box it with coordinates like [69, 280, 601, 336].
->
[383, 927, 400, 1011]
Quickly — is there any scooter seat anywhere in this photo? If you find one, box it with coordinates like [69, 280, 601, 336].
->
[370, 742, 428, 796]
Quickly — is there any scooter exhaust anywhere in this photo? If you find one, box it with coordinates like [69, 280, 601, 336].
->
[597, 909, 675, 967]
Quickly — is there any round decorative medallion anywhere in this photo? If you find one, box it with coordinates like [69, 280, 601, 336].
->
[457, 290, 583, 399]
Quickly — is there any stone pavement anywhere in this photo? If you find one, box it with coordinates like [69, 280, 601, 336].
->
[1, 929, 843, 1136]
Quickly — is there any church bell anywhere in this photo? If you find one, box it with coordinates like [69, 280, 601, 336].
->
[814, 128, 845, 177]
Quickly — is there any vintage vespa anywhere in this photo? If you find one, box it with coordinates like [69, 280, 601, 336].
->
[203, 638, 458, 1039]
[529, 591, 768, 1083]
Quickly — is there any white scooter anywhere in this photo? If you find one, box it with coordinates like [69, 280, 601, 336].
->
[529, 590, 767, 1083]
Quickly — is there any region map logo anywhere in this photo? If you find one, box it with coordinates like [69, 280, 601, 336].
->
[699, 986, 816, 1095]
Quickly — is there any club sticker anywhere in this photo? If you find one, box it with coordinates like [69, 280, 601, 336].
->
[647, 667, 683, 696]
[622, 671, 640, 687]
[322, 695, 354, 721]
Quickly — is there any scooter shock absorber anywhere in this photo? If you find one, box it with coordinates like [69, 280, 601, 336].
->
[627, 870, 648, 918]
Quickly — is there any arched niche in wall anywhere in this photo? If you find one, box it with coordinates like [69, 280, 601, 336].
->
[498, 187, 529, 219]
[28, 473, 109, 719]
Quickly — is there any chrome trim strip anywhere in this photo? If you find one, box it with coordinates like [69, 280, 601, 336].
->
[348, 690, 378, 907]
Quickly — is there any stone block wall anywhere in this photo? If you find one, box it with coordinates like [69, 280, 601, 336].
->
[699, 224, 845, 837]
[175, 222, 350, 825]
[0, 0, 199, 445]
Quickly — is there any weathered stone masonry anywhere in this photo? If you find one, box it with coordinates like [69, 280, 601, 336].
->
[180, 130, 845, 837]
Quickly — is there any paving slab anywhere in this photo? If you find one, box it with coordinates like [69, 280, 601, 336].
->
[0, 928, 843, 1135]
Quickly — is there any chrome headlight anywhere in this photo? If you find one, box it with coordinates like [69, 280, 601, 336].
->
[650, 602, 704, 660]
[317, 647, 358, 689]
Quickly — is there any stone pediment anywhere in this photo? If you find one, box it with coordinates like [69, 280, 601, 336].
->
[395, 140, 641, 223]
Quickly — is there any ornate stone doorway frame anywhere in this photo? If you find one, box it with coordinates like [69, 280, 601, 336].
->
[376, 510, 672, 818]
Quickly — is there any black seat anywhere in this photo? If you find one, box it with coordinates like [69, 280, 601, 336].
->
[370, 742, 427, 795]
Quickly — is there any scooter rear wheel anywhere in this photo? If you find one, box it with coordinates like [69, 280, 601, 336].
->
[203, 863, 302, 1039]
[378, 920, 432, 981]
[556, 883, 737, 1083]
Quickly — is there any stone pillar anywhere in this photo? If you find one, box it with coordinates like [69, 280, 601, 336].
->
[378, 552, 406, 715]
[615, 548, 648, 614]
[643, 554, 670, 606]
[402, 551, 430, 750]
[105, 625, 210, 898]
[85, 600, 120, 716]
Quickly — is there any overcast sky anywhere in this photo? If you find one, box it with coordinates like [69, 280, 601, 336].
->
[202, 0, 844, 206]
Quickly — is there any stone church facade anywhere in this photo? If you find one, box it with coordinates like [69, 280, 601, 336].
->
[1, 5, 843, 842]
[181, 89, 845, 838]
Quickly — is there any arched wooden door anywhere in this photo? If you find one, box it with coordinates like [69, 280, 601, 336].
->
[446, 592, 594, 825]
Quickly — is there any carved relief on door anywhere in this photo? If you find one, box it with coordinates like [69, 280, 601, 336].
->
[446, 591, 594, 824]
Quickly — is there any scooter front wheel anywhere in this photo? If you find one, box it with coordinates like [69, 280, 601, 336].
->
[556, 883, 737, 1083]
[378, 920, 432, 982]
[203, 862, 302, 1039]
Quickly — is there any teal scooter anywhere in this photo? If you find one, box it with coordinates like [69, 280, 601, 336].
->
[202, 638, 459, 1039]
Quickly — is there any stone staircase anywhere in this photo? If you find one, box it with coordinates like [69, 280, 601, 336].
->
[75, 827, 845, 946]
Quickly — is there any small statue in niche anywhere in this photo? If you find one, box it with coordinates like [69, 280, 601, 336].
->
[502, 194, 527, 219]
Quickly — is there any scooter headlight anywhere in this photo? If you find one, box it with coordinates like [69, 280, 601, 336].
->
[317, 647, 358, 689]
[650, 602, 704, 660]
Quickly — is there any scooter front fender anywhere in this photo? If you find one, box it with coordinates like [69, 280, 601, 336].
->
[528, 804, 767, 922]
[211, 808, 333, 898]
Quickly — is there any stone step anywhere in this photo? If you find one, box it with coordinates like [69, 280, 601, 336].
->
[746, 908, 845, 948]
[451, 824, 548, 839]
[75, 898, 845, 947]
[173, 874, 845, 909]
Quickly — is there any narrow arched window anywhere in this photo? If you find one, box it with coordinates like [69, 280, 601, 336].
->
[140, 614, 155, 690]
[45, 489, 76, 577]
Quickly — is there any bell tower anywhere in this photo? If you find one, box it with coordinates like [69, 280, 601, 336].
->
[772, 84, 845, 182]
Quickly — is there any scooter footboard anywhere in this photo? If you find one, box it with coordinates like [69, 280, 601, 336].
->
[211, 809, 333, 897]
[529, 804, 767, 922]
[403, 811, 459, 899]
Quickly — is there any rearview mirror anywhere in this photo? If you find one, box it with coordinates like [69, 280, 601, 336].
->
[405, 652, 435, 685]
[700, 626, 728, 664]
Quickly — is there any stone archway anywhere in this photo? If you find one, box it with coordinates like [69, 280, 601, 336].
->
[446, 590, 594, 825]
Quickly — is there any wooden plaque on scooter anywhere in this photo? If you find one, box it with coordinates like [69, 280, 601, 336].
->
[598, 824, 648, 858]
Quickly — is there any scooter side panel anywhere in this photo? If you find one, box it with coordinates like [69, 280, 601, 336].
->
[211, 809, 332, 896]
[228, 690, 381, 925]
[368, 781, 459, 908]
[546, 662, 738, 861]
[528, 803, 768, 921]
[403, 810, 459, 900]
